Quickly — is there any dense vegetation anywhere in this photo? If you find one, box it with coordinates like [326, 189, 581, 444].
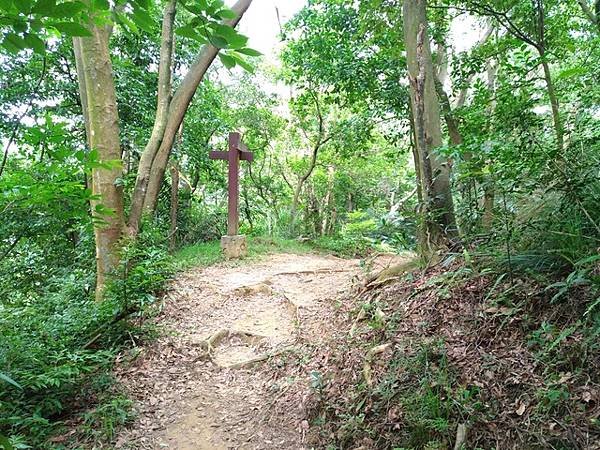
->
[0, 0, 598, 448]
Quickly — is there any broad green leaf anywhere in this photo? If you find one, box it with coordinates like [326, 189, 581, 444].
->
[4, 33, 26, 51]
[51, 21, 91, 36]
[556, 66, 586, 81]
[32, 0, 56, 15]
[0, 0, 13, 12]
[219, 53, 236, 69]
[12, 20, 27, 33]
[0, 434, 13, 450]
[211, 23, 247, 48]
[116, 12, 138, 34]
[236, 47, 261, 57]
[182, 3, 202, 15]
[131, 7, 154, 32]
[14, 0, 33, 14]
[49, 1, 86, 18]
[23, 33, 45, 54]
[176, 24, 203, 41]
[231, 53, 254, 73]
[209, 35, 228, 49]
[92, 0, 110, 10]
[217, 8, 237, 20]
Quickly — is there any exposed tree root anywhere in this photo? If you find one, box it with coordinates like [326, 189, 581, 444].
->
[454, 423, 468, 450]
[200, 329, 267, 353]
[226, 345, 295, 370]
[272, 268, 354, 277]
[363, 342, 393, 386]
[365, 258, 420, 287]
[234, 282, 274, 296]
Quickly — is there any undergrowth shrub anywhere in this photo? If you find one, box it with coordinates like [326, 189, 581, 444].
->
[313, 210, 408, 256]
[0, 227, 173, 449]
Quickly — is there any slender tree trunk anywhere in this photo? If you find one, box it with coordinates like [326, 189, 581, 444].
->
[128, 0, 177, 236]
[540, 56, 564, 152]
[435, 79, 463, 146]
[73, 25, 125, 301]
[533, 0, 563, 152]
[142, 0, 253, 216]
[169, 162, 179, 253]
[481, 58, 498, 230]
[577, 0, 600, 32]
[403, 0, 458, 257]
[321, 165, 335, 235]
[290, 141, 322, 227]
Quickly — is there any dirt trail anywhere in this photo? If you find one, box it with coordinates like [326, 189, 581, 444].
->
[115, 252, 400, 449]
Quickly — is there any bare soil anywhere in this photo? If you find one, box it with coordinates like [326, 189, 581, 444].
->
[113, 252, 403, 449]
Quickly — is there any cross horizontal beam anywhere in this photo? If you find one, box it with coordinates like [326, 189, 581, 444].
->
[209, 150, 253, 161]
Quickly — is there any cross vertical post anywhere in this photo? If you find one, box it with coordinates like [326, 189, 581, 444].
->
[227, 132, 241, 235]
[209, 131, 254, 258]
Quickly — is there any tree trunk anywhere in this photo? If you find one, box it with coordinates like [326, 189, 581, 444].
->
[290, 141, 320, 227]
[403, 0, 458, 257]
[128, 0, 177, 236]
[169, 162, 179, 253]
[321, 165, 335, 235]
[540, 57, 564, 152]
[482, 184, 495, 230]
[142, 0, 253, 216]
[577, 0, 600, 32]
[481, 58, 498, 231]
[73, 25, 125, 301]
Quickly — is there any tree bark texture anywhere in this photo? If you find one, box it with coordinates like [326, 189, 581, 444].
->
[403, 0, 458, 257]
[73, 24, 125, 301]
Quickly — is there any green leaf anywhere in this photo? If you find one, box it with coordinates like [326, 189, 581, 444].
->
[211, 23, 248, 48]
[182, 3, 202, 15]
[92, 0, 110, 10]
[236, 47, 261, 57]
[15, 0, 33, 14]
[231, 53, 254, 73]
[0, 0, 14, 12]
[556, 66, 586, 81]
[32, 0, 56, 15]
[0, 372, 22, 389]
[209, 35, 228, 49]
[49, 1, 86, 18]
[116, 11, 138, 34]
[12, 19, 27, 33]
[23, 32, 45, 53]
[219, 53, 236, 69]
[216, 8, 237, 20]
[131, 7, 154, 32]
[0, 434, 13, 450]
[51, 21, 91, 36]
[175, 24, 204, 42]
[4, 33, 26, 51]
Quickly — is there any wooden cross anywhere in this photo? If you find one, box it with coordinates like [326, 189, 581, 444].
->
[209, 132, 253, 236]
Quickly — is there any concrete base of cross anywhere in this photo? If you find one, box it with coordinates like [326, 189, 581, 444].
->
[221, 234, 247, 259]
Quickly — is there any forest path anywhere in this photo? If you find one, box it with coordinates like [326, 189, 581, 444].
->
[114, 251, 395, 449]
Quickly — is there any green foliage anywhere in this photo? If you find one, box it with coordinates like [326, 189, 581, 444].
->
[0, 227, 173, 448]
[81, 394, 134, 443]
